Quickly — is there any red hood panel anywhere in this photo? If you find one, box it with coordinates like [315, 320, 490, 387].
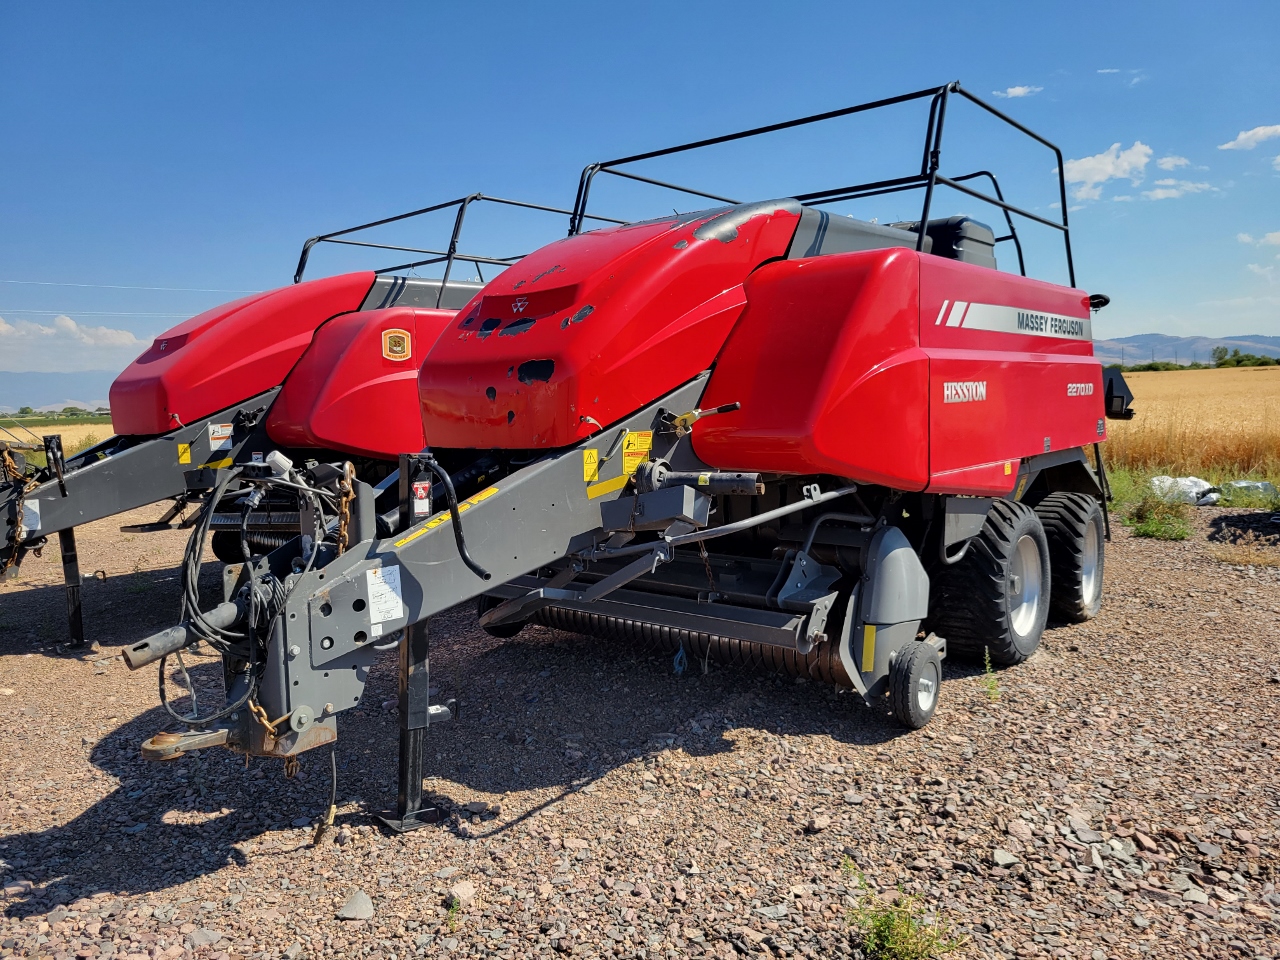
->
[110, 272, 375, 436]
[418, 202, 803, 449]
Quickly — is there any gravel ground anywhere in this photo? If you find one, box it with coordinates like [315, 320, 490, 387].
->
[0, 504, 1277, 960]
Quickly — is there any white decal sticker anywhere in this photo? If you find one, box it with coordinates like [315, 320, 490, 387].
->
[1067, 382, 1095, 396]
[20, 499, 40, 538]
[208, 422, 234, 452]
[937, 302, 1092, 340]
[943, 381, 988, 403]
[366, 565, 404, 624]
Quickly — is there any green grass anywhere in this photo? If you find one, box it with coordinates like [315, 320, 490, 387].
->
[1105, 466, 1280, 512]
[3, 415, 111, 428]
[1122, 492, 1192, 540]
[846, 872, 966, 960]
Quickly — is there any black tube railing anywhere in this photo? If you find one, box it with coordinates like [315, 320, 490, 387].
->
[567, 81, 1075, 287]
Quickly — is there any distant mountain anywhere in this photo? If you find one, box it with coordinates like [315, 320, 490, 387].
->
[1093, 334, 1280, 366]
[0, 371, 116, 412]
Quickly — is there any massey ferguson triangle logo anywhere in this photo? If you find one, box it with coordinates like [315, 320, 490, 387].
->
[511, 297, 528, 314]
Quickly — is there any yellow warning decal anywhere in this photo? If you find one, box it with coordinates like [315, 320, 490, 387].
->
[1003, 461, 1012, 475]
[697, 473, 710, 486]
[177, 443, 191, 464]
[393, 486, 499, 547]
[621, 431, 653, 476]
[1014, 475, 1029, 500]
[582, 448, 600, 483]
[586, 474, 629, 500]
[198, 458, 233, 469]
[861, 624, 877, 673]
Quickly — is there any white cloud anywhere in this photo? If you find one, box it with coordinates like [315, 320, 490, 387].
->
[1113, 195, 1134, 202]
[1062, 141, 1152, 200]
[1218, 125, 1280, 150]
[1157, 155, 1190, 171]
[992, 85, 1043, 99]
[0, 315, 143, 373]
[1247, 263, 1276, 283]
[1097, 68, 1120, 74]
[1273, 155, 1280, 172]
[1261, 232, 1280, 246]
[1238, 233, 1255, 243]
[1141, 178, 1213, 200]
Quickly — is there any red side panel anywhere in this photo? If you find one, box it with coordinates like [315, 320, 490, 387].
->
[919, 257, 1103, 494]
[694, 249, 930, 490]
[267, 307, 453, 460]
[109, 273, 375, 436]
[418, 204, 802, 449]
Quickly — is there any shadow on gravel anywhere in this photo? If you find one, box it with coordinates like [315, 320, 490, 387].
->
[1207, 510, 1280, 548]
[0, 560, 209, 658]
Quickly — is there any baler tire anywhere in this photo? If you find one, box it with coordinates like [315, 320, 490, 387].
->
[888, 642, 941, 730]
[210, 531, 242, 565]
[1035, 492, 1105, 623]
[927, 498, 1050, 666]
[477, 595, 525, 640]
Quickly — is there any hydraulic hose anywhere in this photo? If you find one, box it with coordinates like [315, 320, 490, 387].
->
[422, 454, 491, 581]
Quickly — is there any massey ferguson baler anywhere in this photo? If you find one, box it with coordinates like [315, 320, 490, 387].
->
[123, 83, 1134, 830]
[0, 194, 603, 647]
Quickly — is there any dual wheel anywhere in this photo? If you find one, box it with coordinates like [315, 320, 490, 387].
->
[929, 493, 1105, 666]
[892, 492, 1104, 729]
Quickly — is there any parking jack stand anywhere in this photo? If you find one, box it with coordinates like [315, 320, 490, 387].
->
[58, 527, 89, 651]
[376, 619, 453, 832]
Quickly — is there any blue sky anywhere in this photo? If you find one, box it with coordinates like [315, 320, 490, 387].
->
[2, 1, 1278, 379]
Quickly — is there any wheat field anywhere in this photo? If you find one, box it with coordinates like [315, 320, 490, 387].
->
[1105, 366, 1280, 478]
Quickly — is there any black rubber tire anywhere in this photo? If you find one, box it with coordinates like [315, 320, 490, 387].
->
[210, 531, 243, 564]
[477, 595, 525, 639]
[1035, 492, 1105, 622]
[889, 641, 942, 730]
[927, 498, 1051, 666]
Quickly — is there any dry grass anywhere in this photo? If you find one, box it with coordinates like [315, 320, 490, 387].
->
[1208, 543, 1280, 568]
[1106, 367, 1280, 478]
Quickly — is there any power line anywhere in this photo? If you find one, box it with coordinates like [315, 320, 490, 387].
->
[0, 309, 193, 317]
[0, 279, 261, 293]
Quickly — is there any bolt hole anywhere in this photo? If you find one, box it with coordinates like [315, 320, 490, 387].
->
[320, 636, 334, 650]
[319, 602, 332, 617]
[289, 612, 297, 621]
[323, 672, 329, 678]
[354, 630, 367, 643]
[352, 598, 366, 613]
[293, 680, 299, 686]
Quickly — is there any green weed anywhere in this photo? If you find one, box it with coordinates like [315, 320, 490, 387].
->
[981, 647, 1000, 702]
[847, 872, 966, 960]
[1122, 493, 1191, 541]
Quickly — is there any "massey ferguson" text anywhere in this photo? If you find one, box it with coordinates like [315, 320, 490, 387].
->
[1017, 311, 1087, 338]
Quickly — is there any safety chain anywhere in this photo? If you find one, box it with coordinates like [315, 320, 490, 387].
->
[335, 461, 355, 554]
[697, 540, 717, 596]
[1, 449, 38, 576]
[248, 699, 289, 740]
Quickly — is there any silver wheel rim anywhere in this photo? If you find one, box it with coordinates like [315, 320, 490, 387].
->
[916, 661, 939, 713]
[1081, 520, 1100, 603]
[1009, 534, 1042, 636]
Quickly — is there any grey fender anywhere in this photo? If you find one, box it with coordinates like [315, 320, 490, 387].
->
[863, 525, 929, 624]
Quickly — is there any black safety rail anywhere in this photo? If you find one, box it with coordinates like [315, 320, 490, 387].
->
[568, 82, 1073, 287]
[294, 193, 626, 306]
